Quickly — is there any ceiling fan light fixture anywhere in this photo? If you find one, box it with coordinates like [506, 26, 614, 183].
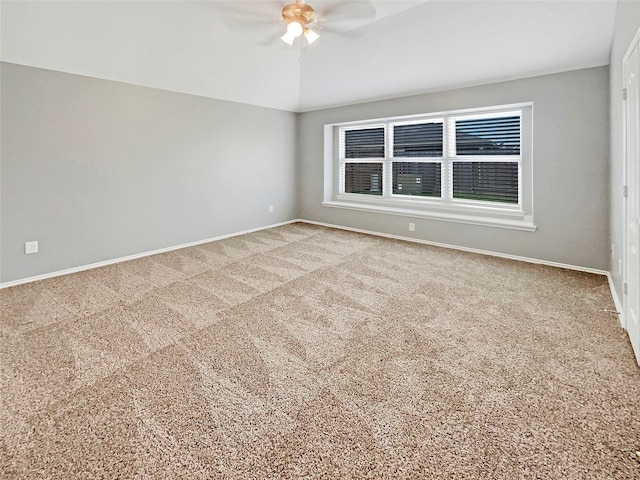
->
[286, 20, 304, 38]
[304, 28, 320, 45]
[280, 31, 295, 45]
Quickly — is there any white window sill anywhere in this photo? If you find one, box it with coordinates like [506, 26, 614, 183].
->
[322, 200, 537, 231]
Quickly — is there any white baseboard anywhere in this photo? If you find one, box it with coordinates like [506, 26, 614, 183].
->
[0, 220, 298, 289]
[1, 217, 611, 290]
[298, 219, 609, 276]
[606, 273, 625, 328]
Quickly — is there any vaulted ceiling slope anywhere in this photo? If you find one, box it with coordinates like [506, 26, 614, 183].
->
[0, 1, 617, 112]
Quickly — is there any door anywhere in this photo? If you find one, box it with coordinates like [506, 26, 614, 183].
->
[624, 36, 640, 366]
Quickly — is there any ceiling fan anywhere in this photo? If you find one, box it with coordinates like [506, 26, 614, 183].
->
[218, 1, 377, 48]
[280, 0, 320, 46]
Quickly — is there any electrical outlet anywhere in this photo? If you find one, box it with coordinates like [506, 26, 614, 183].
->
[408, 223, 415, 232]
[268, 205, 274, 212]
[25, 241, 38, 255]
[611, 244, 615, 259]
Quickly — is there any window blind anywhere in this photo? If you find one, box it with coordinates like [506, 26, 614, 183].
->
[392, 122, 443, 157]
[345, 128, 385, 158]
[453, 162, 519, 203]
[344, 163, 383, 195]
[392, 162, 441, 197]
[455, 116, 520, 156]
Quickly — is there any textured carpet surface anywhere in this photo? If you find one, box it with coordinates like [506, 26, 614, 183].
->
[1, 223, 639, 479]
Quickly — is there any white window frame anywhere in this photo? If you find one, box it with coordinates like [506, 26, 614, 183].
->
[323, 103, 535, 231]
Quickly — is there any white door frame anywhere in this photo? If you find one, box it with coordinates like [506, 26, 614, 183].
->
[622, 26, 640, 365]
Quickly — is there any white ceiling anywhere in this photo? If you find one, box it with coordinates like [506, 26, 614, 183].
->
[1, 0, 617, 112]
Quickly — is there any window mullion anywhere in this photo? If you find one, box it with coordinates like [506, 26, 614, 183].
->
[384, 123, 391, 197]
[443, 117, 455, 201]
[383, 161, 392, 198]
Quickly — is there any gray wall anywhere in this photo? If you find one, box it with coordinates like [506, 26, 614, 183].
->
[298, 67, 610, 271]
[1, 62, 298, 284]
[0, 61, 615, 283]
[609, 0, 640, 303]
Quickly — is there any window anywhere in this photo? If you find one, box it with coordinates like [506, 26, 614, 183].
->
[324, 103, 534, 231]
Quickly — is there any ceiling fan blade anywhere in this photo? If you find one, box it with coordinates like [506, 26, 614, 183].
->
[220, 17, 274, 33]
[215, 1, 283, 32]
[258, 26, 287, 47]
[318, 25, 366, 40]
[317, 1, 376, 30]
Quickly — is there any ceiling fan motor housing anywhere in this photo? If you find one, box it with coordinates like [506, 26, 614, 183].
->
[282, 1, 315, 27]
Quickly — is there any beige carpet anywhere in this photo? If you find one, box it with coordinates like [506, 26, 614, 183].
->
[1, 222, 639, 479]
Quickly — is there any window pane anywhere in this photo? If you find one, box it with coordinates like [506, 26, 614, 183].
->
[456, 116, 520, 155]
[392, 162, 441, 197]
[344, 163, 383, 195]
[345, 128, 385, 158]
[453, 162, 518, 203]
[393, 122, 443, 157]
